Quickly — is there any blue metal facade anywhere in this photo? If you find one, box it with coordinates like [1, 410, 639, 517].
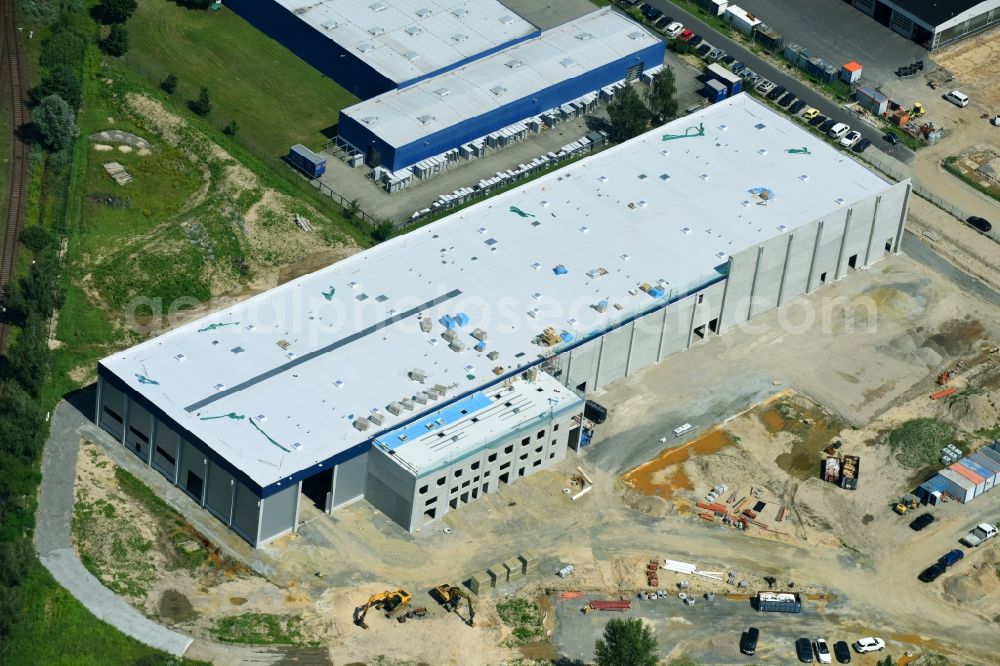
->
[339, 40, 666, 171]
[225, 0, 539, 100]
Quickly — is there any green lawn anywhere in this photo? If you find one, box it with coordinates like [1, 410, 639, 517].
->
[124, 3, 358, 158]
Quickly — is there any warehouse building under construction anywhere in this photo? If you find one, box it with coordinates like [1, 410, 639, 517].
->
[95, 94, 909, 547]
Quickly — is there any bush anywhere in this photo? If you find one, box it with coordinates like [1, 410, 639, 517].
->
[371, 220, 394, 243]
[39, 31, 85, 71]
[160, 73, 178, 94]
[32, 64, 83, 111]
[595, 617, 659, 666]
[188, 87, 212, 116]
[889, 418, 955, 468]
[33, 94, 78, 151]
[607, 85, 649, 143]
[101, 24, 130, 57]
[222, 119, 239, 136]
[19, 226, 56, 253]
[96, 0, 137, 24]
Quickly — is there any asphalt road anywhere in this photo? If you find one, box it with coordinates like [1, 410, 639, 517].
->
[646, 0, 917, 165]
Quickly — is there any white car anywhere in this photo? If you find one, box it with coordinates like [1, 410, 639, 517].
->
[814, 638, 833, 664]
[839, 130, 862, 148]
[854, 637, 886, 653]
[664, 21, 683, 39]
[828, 122, 850, 140]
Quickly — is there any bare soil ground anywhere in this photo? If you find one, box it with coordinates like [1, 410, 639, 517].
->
[931, 27, 1000, 108]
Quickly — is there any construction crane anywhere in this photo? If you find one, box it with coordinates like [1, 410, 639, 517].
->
[431, 584, 476, 626]
[353, 589, 412, 629]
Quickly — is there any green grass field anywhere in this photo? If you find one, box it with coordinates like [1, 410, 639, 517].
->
[124, 3, 358, 158]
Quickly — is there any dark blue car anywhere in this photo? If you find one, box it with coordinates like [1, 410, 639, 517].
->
[939, 549, 964, 567]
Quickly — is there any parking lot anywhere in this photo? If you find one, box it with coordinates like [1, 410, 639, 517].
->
[732, 0, 928, 86]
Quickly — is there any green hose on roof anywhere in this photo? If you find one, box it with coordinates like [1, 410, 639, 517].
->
[786, 147, 811, 154]
[197, 322, 239, 333]
[199, 412, 291, 453]
[322, 286, 336, 301]
[661, 123, 704, 141]
[509, 206, 535, 218]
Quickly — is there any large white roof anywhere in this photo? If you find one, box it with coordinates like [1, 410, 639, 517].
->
[275, 0, 536, 85]
[342, 7, 661, 148]
[100, 94, 889, 489]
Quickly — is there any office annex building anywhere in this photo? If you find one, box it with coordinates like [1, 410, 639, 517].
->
[96, 95, 910, 547]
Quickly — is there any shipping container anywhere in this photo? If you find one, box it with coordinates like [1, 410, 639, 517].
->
[855, 85, 889, 116]
[288, 144, 327, 178]
[694, 0, 728, 16]
[938, 468, 976, 503]
[971, 452, 1000, 489]
[840, 61, 863, 84]
[724, 5, 762, 36]
[754, 591, 801, 613]
[917, 474, 948, 505]
[704, 79, 728, 103]
[752, 24, 783, 51]
[951, 461, 986, 495]
[705, 63, 743, 95]
[962, 456, 996, 491]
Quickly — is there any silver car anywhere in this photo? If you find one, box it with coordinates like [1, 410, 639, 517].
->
[756, 79, 775, 94]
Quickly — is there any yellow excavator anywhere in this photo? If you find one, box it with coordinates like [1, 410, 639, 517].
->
[353, 589, 412, 629]
[431, 583, 475, 626]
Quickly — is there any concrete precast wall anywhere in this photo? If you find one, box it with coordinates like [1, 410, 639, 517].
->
[259, 483, 298, 545]
[97, 377, 126, 441]
[124, 398, 153, 464]
[205, 460, 236, 525]
[231, 482, 260, 545]
[366, 448, 418, 529]
[178, 438, 207, 505]
[332, 453, 367, 508]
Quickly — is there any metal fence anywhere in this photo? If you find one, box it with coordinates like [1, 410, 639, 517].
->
[855, 148, 970, 222]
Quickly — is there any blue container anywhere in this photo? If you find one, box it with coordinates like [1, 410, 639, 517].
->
[704, 80, 727, 103]
[455, 312, 470, 327]
[288, 144, 326, 178]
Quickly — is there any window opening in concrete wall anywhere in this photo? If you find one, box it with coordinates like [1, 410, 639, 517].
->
[708, 317, 719, 333]
[301, 467, 334, 510]
[820, 272, 828, 283]
[499, 472, 510, 484]
[885, 237, 893, 252]
[103, 406, 123, 423]
[848, 254, 858, 269]
[694, 324, 706, 340]
[186, 471, 203, 500]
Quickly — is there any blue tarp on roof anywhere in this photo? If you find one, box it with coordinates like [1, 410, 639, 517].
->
[375, 392, 492, 451]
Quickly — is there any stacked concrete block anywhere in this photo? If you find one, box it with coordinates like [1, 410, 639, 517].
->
[503, 557, 523, 583]
[487, 565, 505, 587]
[469, 571, 492, 594]
[518, 551, 540, 575]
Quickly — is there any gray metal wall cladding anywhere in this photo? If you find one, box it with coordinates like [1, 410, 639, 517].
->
[151, 419, 180, 482]
[259, 483, 298, 543]
[205, 460, 235, 523]
[333, 453, 367, 507]
[99, 379, 126, 440]
[178, 438, 207, 503]
[364, 450, 416, 529]
[231, 482, 260, 545]
[124, 400, 153, 464]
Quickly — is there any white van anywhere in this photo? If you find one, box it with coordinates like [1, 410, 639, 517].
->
[828, 122, 850, 140]
[944, 90, 969, 107]
[664, 21, 684, 39]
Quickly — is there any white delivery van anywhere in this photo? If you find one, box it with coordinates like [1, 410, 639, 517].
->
[944, 90, 969, 107]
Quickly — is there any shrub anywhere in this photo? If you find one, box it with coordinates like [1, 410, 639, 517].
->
[160, 73, 178, 94]
[188, 87, 212, 116]
[101, 24, 130, 57]
[33, 94, 78, 151]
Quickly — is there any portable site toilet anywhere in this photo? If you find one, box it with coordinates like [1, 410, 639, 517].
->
[840, 61, 863, 84]
[704, 79, 728, 103]
[951, 461, 986, 496]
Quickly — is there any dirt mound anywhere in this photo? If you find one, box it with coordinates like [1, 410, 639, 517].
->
[943, 557, 1000, 604]
[865, 287, 921, 321]
[947, 391, 1000, 432]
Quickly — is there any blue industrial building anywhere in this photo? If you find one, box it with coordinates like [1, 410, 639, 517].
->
[225, 0, 539, 99]
[338, 8, 665, 172]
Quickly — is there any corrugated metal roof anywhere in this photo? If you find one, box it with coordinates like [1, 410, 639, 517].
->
[341, 8, 661, 147]
[100, 95, 892, 489]
[273, 0, 536, 85]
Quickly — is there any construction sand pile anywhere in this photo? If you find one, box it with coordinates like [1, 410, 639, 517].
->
[943, 554, 1000, 604]
[947, 390, 1000, 432]
[865, 287, 923, 321]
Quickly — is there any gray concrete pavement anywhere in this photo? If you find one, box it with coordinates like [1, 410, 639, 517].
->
[733, 0, 927, 86]
[34, 401, 194, 657]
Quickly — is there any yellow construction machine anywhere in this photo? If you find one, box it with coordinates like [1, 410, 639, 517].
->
[430, 583, 476, 626]
[353, 589, 412, 629]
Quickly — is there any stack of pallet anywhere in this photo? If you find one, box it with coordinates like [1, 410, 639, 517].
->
[588, 599, 631, 612]
[645, 560, 659, 587]
[103, 162, 133, 185]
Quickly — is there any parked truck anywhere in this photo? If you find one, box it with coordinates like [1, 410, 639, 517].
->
[839, 455, 859, 490]
[960, 523, 998, 547]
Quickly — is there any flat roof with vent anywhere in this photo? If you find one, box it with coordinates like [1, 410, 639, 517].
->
[341, 8, 662, 149]
[271, 0, 537, 86]
[100, 94, 889, 490]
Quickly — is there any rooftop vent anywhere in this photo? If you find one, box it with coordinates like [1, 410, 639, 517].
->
[405, 25, 422, 36]
[755, 122, 766, 130]
[681, 226, 691, 234]
[334, 379, 345, 388]
[361, 116, 378, 125]
[560, 57, 578, 68]
[404, 50, 420, 62]
[718, 124, 729, 131]
[358, 42, 375, 53]
[415, 8, 431, 17]
[579, 226, 589, 233]
[368, 26, 385, 36]
[531, 262, 541, 270]
[490, 85, 507, 96]
[757, 148, 768, 156]
[484, 237, 497, 246]
[230, 346, 245, 354]
[834, 197, 846, 205]
[576, 32, 594, 40]
[369, 1, 387, 10]
[499, 14, 515, 24]
[716, 252, 728, 259]
[291, 442, 302, 452]
[620, 253, 631, 262]
[451, 33, 467, 42]
[477, 226, 487, 234]
[376, 294, 388, 303]
[213, 383, 226, 392]
[256, 414, 267, 422]
[597, 175, 608, 183]
[505, 59, 524, 69]
[637, 173, 647, 180]
[628, 30, 644, 40]
[434, 87, 451, 97]
[798, 174, 810, 182]
[320, 20, 337, 30]
[174, 353, 186, 362]
[451, 7, 468, 17]
[417, 114, 435, 125]
[700, 173, 710, 181]
[777, 224, 788, 232]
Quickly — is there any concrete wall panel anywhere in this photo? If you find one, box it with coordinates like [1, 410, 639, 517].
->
[259, 483, 297, 544]
[124, 399, 153, 464]
[178, 439, 207, 505]
[151, 419, 180, 482]
[98, 378, 126, 441]
[231, 482, 260, 546]
[205, 460, 235, 524]
[332, 453, 367, 507]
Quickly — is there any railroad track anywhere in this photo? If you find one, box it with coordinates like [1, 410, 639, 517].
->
[0, 0, 30, 351]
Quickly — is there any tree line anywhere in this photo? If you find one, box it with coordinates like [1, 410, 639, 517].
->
[607, 66, 680, 143]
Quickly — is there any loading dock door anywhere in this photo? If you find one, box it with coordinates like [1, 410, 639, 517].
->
[185, 470, 204, 503]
